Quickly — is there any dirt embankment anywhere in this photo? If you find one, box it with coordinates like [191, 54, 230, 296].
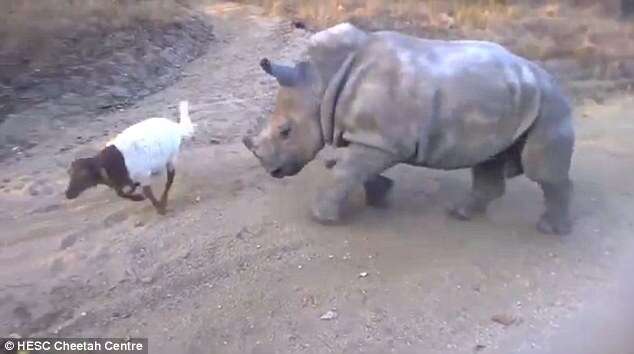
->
[0, 0, 214, 124]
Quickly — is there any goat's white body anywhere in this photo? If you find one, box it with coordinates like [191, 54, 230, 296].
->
[106, 101, 194, 186]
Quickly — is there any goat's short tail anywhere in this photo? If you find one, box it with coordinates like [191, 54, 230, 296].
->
[178, 100, 195, 138]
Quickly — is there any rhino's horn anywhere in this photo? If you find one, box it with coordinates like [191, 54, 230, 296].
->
[260, 58, 299, 87]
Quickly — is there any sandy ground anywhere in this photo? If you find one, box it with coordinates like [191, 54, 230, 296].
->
[1, 3, 634, 354]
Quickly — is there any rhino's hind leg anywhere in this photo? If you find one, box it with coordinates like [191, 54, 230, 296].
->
[535, 180, 573, 235]
[312, 145, 397, 224]
[364, 175, 394, 207]
[522, 93, 574, 235]
[449, 156, 506, 221]
[522, 130, 574, 235]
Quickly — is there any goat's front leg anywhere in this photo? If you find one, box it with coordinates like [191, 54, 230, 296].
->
[311, 144, 397, 224]
[116, 188, 145, 202]
[143, 185, 166, 215]
[159, 164, 175, 210]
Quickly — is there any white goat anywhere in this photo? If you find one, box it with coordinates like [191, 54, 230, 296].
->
[65, 101, 195, 214]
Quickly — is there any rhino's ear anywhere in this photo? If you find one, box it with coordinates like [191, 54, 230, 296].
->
[260, 58, 299, 87]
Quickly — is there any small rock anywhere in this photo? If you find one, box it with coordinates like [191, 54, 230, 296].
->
[328, 255, 334, 259]
[27, 185, 40, 196]
[217, 305, 222, 309]
[8, 333, 21, 339]
[491, 314, 518, 326]
[298, 265, 303, 269]
[134, 220, 145, 228]
[320, 310, 338, 320]
[209, 138, 221, 145]
[194, 196, 201, 203]
[140, 276, 153, 284]
[256, 244, 261, 249]
[474, 344, 486, 352]
[60, 233, 79, 250]
[359, 272, 368, 278]
[81, 312, 87, 317]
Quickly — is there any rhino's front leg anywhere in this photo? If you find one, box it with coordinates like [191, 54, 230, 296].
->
[312, 144, 397, 224]
[449, 156, 506, 220]
[364, 175, 394, 207]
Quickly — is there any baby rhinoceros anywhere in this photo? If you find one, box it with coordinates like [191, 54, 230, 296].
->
[243, 23, 575, 235]
[65, 101, 195, 214]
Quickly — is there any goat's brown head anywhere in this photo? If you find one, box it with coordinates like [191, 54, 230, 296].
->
[65, 157, 101, 199]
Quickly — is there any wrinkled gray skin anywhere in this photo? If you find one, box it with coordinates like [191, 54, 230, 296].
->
[243, 23, 575, 235]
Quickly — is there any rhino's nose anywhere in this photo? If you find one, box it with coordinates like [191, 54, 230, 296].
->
[242, 135, 254, 151]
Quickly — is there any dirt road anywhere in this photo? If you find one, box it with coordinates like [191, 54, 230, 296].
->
[1, 3, 633, 353]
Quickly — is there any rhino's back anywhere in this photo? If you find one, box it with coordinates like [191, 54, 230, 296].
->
[334, 32, 544, 169]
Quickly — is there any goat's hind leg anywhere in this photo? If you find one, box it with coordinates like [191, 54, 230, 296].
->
[159, 163, 176, 211]
[143, 185, 166, 215]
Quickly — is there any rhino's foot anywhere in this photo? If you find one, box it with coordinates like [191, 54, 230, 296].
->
[537, 214, 572, 236]
[449, 205, 484, 221]
[364, 175, 394, 208]
[311, 200, 343, 225]
[448, 199, 486, 221]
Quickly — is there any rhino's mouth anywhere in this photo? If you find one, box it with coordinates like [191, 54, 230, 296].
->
[270, 168, 284, 178]
[269, 163, 302, 178]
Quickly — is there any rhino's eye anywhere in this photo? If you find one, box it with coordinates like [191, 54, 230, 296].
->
[280, 125, 291, 139]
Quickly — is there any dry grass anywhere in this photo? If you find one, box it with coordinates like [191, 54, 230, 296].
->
[241, 0, 634, 86]
[253, 0, 521, 30]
